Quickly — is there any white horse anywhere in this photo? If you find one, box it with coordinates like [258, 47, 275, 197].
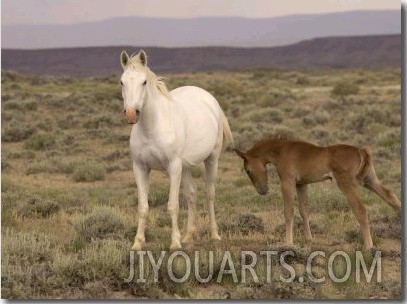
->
[120, 50, 234, 250]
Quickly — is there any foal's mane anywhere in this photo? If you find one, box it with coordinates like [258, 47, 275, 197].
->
[248, 134, 294, 154]
[126, 56, 171, 100]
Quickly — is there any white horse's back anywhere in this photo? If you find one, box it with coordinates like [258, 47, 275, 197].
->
[170, 86, 225, 166]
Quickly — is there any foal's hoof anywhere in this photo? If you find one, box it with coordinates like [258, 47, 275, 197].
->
[368, 247, 380, 256]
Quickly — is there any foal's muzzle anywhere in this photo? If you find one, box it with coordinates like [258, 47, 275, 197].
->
[256, 185, 269, 196]
[124, 108, 140, 124]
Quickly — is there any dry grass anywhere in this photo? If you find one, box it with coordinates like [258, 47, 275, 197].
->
[1, 68, 401, 299]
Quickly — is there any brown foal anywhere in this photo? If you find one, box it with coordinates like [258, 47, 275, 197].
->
[235, 137, 401, 251]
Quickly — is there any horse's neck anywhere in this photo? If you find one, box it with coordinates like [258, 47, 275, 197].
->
[139, 92, 170, 133]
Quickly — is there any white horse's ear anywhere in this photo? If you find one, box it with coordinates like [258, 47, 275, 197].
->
[120, 50, 129, 69]
[139, 49, 147, 66]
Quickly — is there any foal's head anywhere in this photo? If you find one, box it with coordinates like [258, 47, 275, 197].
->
[120, 50, 149, 124]
[235, 149, 269, 195]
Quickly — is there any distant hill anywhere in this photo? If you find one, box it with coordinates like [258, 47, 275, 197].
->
[1, 10, 400, 49]
[1, 34, 400, 77]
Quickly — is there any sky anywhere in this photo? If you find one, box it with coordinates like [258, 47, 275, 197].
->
[1, 0, 400, 25]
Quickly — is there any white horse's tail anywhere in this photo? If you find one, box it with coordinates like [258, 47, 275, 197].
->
[221, 112, 234, 152]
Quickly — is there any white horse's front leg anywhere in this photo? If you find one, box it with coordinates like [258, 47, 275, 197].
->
[168, 160, 183, 250]
[132, 163, 150, 251]
[181, 169, 197, 243]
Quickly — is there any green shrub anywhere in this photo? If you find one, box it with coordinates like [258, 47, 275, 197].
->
[73, 206, 125, 241]
[24, 133, 56, 150]
[313, 109, 331, 124]
[8, 150, 36, 159]
[344, 229, 361, 244]
[302, 116, 315, 127]
[1, 194, 18, 227]
[237, 214, 265, 235]
[233, 177, 252, 187]
[53, 239, 128, 288]
[2, 101, 23, 111]
[207, 79, 241, 99]
[72, 236, 87, 252]
[248, 108, 284, 123]
[272, 125, 297, 139]
[219, 213, 265, 236]
[18, 197, 60, 218]
[156, 213, 171, 228]
[296, 76, 310, 85]
[260, 88, 296, 107]
[2, 123, 35, 142]
[82, 115, 121, 129]
[148, 185, 169, 207]
[2, 228, 55, 266]
[72, 160, 106, 182]
[331, 81, 359, 97]
[3, 99, 38, 111]
[124, 224, 138, 241]
[303, 109, 330, 127]
[1, 228, 58, 298]
[345, 106, 394, 134]
[25, 158, 72, 175]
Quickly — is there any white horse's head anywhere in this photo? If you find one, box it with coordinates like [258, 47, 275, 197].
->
[120, 50, 148, 124]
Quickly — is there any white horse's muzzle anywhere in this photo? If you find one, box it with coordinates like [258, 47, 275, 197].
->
[124, 108, 140, 124]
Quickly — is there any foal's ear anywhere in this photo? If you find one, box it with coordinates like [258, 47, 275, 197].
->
[120, 50, 129, 69]
[234, 149, 247, 160]
[138, 50, 148, 66]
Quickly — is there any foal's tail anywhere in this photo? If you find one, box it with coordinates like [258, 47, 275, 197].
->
[221, 112, 234, 152]
[357, 147, 402, 213]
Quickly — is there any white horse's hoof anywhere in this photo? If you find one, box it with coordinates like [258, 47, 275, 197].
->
[169, 242, 182, 250]
[131, 242, 143, 251]
[211, 234, 222, 241]
[305, 235, 313, 242]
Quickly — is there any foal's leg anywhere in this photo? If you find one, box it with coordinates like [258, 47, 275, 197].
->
[182, 168, 197, 243]
[132, 163, 150, 251]
[296, 184, 313, 241]
[167, 159, 183, 250]
[363, 168, 401, 214]
[281, 179, 296, 245]
[335, 175, 373, 251]
[204, 154, 221, 240]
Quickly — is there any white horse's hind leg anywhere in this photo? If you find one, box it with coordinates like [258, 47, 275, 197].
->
[204, 154, 221, 240]
[182, 168, 197, 243]
[132, 163, 150, 251]
[168, 159, 183, 250]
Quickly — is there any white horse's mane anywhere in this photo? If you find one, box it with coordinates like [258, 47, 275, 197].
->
[126, 56, 171, 100]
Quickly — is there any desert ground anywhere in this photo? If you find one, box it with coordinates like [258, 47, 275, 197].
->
[1, 67, 401, 299]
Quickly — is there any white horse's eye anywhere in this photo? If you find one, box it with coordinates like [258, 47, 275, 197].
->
[120, 80, 124, 86]
[142, 80, 147, 86]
